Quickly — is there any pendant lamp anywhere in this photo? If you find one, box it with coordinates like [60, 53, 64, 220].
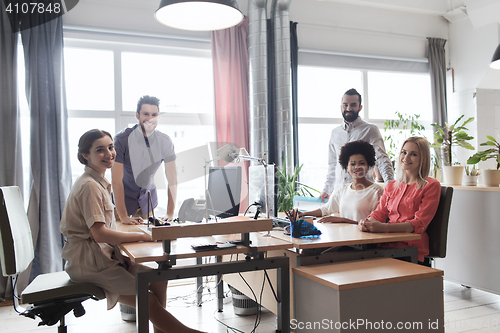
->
[490, 43, 500, 70]
[155, 0, 243, 31]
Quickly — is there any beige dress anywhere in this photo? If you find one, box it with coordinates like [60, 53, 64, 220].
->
[60, 166, 136, 310]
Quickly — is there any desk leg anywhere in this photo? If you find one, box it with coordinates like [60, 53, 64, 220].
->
[136, 270, 150, 333]
[196, 257, 202, 306]
[277, 262, 290, 333]
[135, 256, 290, 333]
[216, 255, 223, 312]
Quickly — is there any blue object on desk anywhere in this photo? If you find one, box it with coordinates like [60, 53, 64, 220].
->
[290, 219, 322, 238]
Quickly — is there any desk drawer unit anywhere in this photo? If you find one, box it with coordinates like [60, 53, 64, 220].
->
[293, 258, 444, 333]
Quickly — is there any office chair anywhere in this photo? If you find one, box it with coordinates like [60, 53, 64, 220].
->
[0, 186, 105, 332]
[423, 185, 454, 266]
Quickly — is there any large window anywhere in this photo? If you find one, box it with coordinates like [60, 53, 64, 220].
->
[297, 62, 433, 193]
[16, 36, 216, 216]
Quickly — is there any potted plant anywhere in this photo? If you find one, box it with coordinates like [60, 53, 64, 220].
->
[430, 115, 475, 185]
[276, 154, 319, 212]
[463, 165, 480, 186]
[383, 112, 426, 163]
[467, 135, 500, 187]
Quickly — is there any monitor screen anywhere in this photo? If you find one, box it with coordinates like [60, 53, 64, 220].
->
[207, 166, 242, 218]
[248, 164, 276, 217]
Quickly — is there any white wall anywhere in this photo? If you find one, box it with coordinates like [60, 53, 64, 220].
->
[62, 0, 211, 41]
[288, 0, 448, 60]
[448, 16, 500, 165]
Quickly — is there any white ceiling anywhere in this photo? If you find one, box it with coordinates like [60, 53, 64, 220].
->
[81, 0, 463, 15]
[85, 0, 500, 25]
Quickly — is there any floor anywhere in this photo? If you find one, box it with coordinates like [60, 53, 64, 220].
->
[1, 278, 500, 333]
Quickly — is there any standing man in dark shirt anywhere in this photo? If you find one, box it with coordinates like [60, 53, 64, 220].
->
[112, 95, 177, 225]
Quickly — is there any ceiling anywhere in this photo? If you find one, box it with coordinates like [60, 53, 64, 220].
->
[88, 0, 500, 26]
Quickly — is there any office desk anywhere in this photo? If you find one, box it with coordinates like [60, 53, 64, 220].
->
[269, 222, 421, 249]
[224, 223, 421, 316]
[269, 222, 421, 265]
[118, 220, 292, 333]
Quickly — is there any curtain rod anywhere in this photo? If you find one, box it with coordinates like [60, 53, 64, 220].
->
[298, 22, 431, 42]
[299, 48, 429, 63]
[63, 25, 211, 44]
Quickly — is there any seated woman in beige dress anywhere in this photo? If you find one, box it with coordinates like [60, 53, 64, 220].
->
[60, 129, 204, 333]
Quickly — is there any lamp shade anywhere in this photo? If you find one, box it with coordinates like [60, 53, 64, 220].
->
[155, 0, 244, 31]
[490, 43, 500, 70]
[217, 144, 239, 163]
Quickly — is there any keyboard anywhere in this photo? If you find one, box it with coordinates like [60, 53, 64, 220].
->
[191, 243, 218, 251]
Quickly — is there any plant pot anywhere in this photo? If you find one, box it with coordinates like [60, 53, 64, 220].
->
[462, 174, 478, 186]
[432, 169, 442, 182]
[442, 166, 464, 186]
[481, 169, 500, 187]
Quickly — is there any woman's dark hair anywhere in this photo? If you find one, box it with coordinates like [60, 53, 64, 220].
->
[338, 140, 376, 170]
[77, 129, 113, 165]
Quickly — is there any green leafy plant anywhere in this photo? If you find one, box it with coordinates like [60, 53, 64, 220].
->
[430, 150, 442, 179]
[465, 165, 480, 176]
[467, 135, 500, 170]
[276, 154, 319, 212]
[383, 112, 426, 161]
[430, 115, 475, 166]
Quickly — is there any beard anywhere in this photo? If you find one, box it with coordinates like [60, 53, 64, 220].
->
[139, 119, 157, 136]
[342, 110, 359, 122]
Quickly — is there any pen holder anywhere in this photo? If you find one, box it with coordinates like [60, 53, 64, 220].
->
[290, 219, 322, 238]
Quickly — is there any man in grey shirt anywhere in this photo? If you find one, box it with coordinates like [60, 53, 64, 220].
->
[320, 88, 394, 201]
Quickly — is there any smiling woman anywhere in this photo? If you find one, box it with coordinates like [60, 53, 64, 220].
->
[359, 136, 440, 265]
[60, 128, 205, 333]
[297, 140, 384, 224]
[78, 130, 116, 176]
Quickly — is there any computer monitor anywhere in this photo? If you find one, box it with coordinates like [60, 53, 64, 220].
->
[248, 164, 276, 217]
[207, 166, 242, 218]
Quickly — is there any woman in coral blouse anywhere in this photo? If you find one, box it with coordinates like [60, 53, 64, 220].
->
[358, 136, 441, 264]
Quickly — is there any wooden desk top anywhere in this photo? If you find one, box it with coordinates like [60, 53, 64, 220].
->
[270, 222, 420, 249]
[141, 216, 273, 241]
[118, 228, 292, 264]
[293, 257, 443, 291]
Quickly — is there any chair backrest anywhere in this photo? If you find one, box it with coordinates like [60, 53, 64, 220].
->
[0, 186, 34, 276]
[426, 186, 453, 259]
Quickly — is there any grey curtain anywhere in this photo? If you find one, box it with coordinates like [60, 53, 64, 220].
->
[20, 15, 71, 284]
[0, 1, 24, 301]
[427, 37, 448, 126]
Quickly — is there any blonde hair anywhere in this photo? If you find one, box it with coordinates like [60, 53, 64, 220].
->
[395, 136, 431, 189]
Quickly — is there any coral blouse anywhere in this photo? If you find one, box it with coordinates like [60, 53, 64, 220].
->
[368, 177, 441, 262]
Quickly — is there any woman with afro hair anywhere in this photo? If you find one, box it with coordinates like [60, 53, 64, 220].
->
[299, 140, 384, 224]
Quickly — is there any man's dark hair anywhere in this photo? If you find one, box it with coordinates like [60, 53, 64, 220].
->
[344, 88, 362, 105]
[136, 95, 160, 114]
[338, 140, 376, 170]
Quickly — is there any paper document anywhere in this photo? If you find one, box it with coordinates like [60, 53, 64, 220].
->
[293, 196, 323, 211]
